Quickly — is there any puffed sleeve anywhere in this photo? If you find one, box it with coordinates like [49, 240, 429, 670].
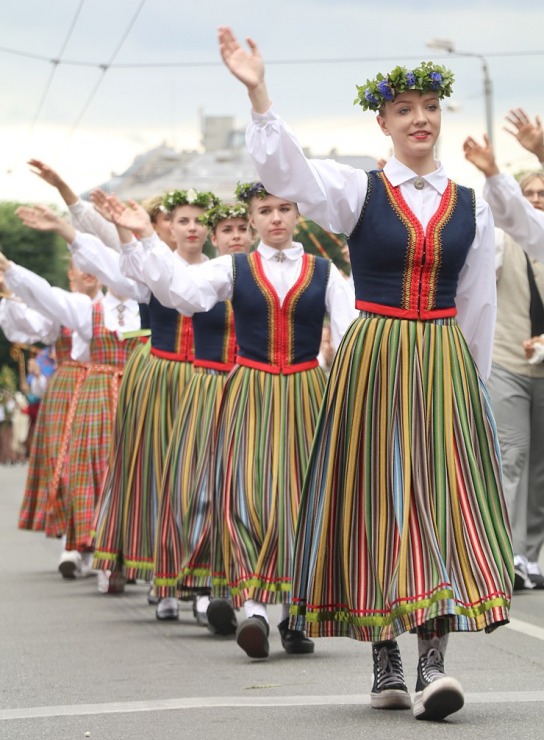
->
[455, 196, 497, 380]
[246, 107, 368, 236]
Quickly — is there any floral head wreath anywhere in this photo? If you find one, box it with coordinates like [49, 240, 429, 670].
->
[161, 188, 219, 213]
[354, 61, 455, 112]
[199, 202, 249, 230]
[234, 181, 270, 203]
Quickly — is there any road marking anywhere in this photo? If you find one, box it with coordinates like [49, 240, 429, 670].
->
[2, 692, 544, 721]
[507, 617, 544, 641]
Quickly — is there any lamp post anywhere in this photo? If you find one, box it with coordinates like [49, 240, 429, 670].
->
[427, 38, 494, 147]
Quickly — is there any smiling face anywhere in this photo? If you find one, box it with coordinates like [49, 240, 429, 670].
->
[170, 204, 208, 261]
[211, 217, 253, 255]
[248, 194, 299, 250]
[377, 90, 441, 170]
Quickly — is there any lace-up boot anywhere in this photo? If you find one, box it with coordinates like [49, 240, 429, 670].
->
[370, 640, 411, 709]
[413, 647, 464, 720]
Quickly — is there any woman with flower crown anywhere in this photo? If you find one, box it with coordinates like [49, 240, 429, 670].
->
[217, 26, 514, 722]
[145, 201, 254, 632]
[93, 189, 215, 619]
[108, 178, 357, 656]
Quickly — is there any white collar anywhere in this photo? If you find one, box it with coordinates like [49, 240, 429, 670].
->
[383, 155, 449, 195]
[257, 241, 305, 261]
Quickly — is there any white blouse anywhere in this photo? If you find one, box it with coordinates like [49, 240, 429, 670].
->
[245, 107, 498, 379]
[483, 173, 544, 261]
[4, 265, 140, 361]
[0, 297, 60, 345]
[120, 233, 358, 351]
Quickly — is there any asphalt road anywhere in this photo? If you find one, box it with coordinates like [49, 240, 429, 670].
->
[1, 463, 543, 740]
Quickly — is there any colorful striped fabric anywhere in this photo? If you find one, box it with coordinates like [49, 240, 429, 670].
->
[153, 367, 227, 598]
[214, 364, 327, 607]
[93, 353, 193, 580]
[91, 339, 151, 566]
[62, 304, 139, 551]
[18, 361, 87, 534]
[290, 313, 513, 641]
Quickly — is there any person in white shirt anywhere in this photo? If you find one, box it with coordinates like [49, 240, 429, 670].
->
[464, 108, 544, 592]
[1, 208, 142, 579]
[108, 179, 356, 657]
[216, 26, 513, 722]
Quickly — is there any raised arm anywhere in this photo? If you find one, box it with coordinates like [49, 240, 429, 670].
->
[463, 132, 544, 261]
[503, 108, 544, 164]
[218, 27, 367, 235]
[28, 159, 121, 250]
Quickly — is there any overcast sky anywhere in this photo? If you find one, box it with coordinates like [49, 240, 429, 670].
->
[1, 0, 543, 207]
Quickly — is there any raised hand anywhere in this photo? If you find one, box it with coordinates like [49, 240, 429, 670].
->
[90, 189, 114, 223]
[105, 195, 153, 237]
[15, 204, 76, 243]
[504, 108, 544, 160]
[462, 134, 499, 177]
[218, 26, 264, 89]
[27, 159, 63, 188]
[15, 204, 62, 231]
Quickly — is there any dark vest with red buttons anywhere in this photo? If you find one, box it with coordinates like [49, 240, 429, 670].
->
[348, 171, 476, 320]
[231, 251, 330, 375]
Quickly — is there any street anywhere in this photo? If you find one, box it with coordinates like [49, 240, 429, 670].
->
[1, 463, 543, 740]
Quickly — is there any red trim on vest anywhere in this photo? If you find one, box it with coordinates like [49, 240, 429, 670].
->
[151, 347, 194, 362]
[355, 299, 457, 320]
[194, 359, 233, 372]
[236, 355, 319, 375]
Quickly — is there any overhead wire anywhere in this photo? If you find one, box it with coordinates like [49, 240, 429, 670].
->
[62, 0, 147, 143]
[7, 0, 86, 173]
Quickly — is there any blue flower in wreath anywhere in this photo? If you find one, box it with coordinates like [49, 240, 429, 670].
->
[365, 89, 379, 106]
[405, 71, 416, 87]
[430, 71, 443, 90]
[377, 80, 394, 100]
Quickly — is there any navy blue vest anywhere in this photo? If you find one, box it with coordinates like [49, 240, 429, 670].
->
[349, 171, 476, 319]
[192, 302, 236, 370]
[148, 294, 193, 361]
[231, 252, 330, 374]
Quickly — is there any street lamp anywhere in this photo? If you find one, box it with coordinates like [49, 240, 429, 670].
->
[427, 38, 494, 147]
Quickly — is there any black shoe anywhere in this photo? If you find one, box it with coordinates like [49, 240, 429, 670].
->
[413, 648, 464, 721]
[277, 618, 315, 655]
[207, 598, 238, 635]
[236, 616, 270, 658]
[370, 641, 411, 709]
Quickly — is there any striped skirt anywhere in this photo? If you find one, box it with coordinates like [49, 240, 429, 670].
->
[215, 364, 327, 607]
[94, 354, 193, 580]
[92, 340, 151, 568]
[18, 362, 87, 535]
[290, 314, 513, 641]
[154, 368, 227, 598]
[63, 365, 123, 551]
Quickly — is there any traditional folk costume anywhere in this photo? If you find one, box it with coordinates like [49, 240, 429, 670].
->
[153, 299, 236, 605]
[137, 234, 356, 634]
[244, 108, 513, 648]
[93, 243, 195, 584]
[4, 257, 141, 566]
[0, 298, 76, 534]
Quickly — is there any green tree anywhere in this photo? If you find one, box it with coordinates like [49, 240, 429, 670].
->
[0, 202, 69, 375]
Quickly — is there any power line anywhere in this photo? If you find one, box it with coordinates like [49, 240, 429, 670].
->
[1, 46, 544, 69]
[7, 0, 86, 174]
[63, 0, 147, 142]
